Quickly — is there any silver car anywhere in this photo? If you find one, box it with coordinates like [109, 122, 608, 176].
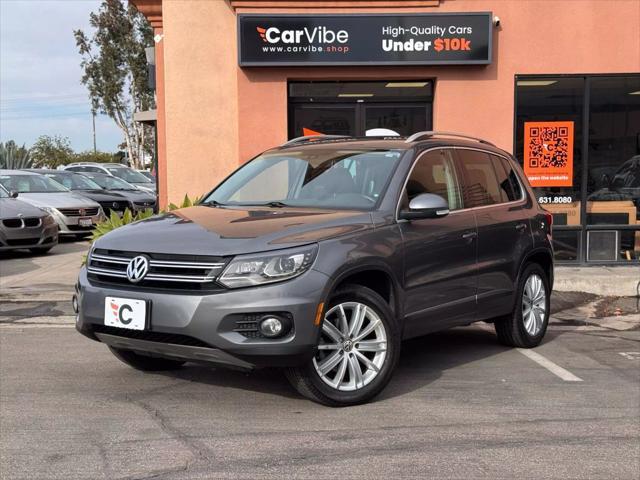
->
[0, 170, 105, 238]
[0, 185, 58, 253]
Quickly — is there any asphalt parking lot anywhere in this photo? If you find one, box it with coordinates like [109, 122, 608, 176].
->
[1, 244, 639, 479]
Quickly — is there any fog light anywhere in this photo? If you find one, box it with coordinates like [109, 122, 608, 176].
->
[72, 294, 79, 314]
[259, 316, 284, 338]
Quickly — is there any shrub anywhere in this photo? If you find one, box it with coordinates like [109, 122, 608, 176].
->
[0, 141, 32, 169]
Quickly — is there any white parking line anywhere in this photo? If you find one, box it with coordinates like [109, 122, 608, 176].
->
[517, 348, 583, 382]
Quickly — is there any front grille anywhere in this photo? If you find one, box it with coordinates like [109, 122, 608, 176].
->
[87, 248, 229, 292]
[23, 217, 41, 227]
[2, 217, 41, 228]
[2, 219, 22, 228]
[58, 207, 100, 217]
[92, 324, 212, 348]
[99, 201, 129, 212]
[6, 237, 40, 246]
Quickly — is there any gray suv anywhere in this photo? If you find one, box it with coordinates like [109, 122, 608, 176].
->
[75, 132, 554, 406]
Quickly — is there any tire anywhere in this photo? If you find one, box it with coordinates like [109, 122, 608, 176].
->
[29, 246, 53, 254]
[108, 347, 185, 371]
[285, 284, 400, 407]
[494, 263, 550, 348]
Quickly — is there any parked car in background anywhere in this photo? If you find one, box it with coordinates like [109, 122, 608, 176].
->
[63, 163, 156, 194]
[138, 171, 155, 182]
[0, 170, 104, 239]
[77, 172, 156, 213]
[34, 169, 133, 217]
[0, 184, 58, 253]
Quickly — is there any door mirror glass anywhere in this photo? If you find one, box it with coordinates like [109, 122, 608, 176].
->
[400, 193, 450, 220]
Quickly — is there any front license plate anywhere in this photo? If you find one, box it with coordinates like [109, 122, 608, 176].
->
[79, 217, 93, 227]
[104, 297, 147, 330]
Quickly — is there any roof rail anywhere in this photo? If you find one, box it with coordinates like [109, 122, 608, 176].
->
[282, 134, 351, 146]
[405, 131, 495, 147]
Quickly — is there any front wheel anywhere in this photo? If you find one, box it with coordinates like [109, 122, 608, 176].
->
[285, 285, 400, 407]
[494, 263, 550, 348]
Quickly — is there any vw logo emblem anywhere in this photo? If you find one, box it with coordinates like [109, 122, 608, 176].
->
[79, 208, 86, 216]
[126, 255, 149, 283]
[112, 202, 118, 208]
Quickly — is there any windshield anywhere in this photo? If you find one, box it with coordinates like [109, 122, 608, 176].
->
[46, 173, 103, 191]
[107, 167, 152, 184]
[0, 174, 69, 193]
[204, 148, 403, 210]
[85, 174, 137, 191]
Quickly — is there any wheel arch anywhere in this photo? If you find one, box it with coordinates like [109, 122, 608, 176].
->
[320, 261, 403, 320]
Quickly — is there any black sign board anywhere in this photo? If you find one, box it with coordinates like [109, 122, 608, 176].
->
[238, 13, 492, 66]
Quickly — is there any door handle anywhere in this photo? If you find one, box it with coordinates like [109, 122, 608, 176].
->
[462, 231, 477, 240]
[515, 223, 527, 232]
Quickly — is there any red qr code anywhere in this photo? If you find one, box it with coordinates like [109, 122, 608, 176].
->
[527, 125, 570, 169]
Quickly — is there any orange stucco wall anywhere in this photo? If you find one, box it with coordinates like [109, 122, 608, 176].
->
[158, 0, 640, 205]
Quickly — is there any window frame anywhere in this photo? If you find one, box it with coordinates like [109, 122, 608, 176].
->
[396, 146, 528, 221]
[514, 73, 640, 265]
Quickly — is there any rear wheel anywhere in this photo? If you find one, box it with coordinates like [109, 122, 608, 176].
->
[285, 285, 400, 407]
[494, 263, 550, 348]
[109, 347, 185, 371]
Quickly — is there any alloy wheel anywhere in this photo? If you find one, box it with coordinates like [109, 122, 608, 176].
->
[522, 273, 547, 336]
[313, 302, 387, 392]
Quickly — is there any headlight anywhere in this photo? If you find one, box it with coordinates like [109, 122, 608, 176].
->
[218, 244, 318, 288]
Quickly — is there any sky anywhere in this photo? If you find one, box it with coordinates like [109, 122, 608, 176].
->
[0, 0, 123, 152]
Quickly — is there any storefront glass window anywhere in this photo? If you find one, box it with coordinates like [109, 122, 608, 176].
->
[515, 74, 640, 264]
[586, 76, 640, 261]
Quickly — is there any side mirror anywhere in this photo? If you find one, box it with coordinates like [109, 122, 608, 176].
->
[399, 193, 450, 220]
[10, 190, 19, 198]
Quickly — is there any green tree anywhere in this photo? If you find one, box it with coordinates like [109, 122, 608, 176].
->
[74, 0, 155, 170]
[74, 150, 117, 163]
[0, 141, 32, 169]
[29, 135, 74, 168]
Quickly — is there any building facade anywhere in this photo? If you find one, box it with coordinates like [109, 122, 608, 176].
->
[132, 0, 640, 265]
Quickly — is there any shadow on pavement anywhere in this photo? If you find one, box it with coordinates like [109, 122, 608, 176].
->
[156, 326, 511, 404]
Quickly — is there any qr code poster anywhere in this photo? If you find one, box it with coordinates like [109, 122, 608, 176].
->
[524, 121, 574, 187]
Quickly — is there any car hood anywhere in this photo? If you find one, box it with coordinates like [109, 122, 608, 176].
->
[0, 197, 48, 219]
[16, 192, 101, 209]
[95, 205, 373, 256]
[105, 190, 155, 202]
[73, 189, 130, 202]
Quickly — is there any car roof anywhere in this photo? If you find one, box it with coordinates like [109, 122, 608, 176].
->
[270, 133, 511, 158]
[0, 169, 43, 176]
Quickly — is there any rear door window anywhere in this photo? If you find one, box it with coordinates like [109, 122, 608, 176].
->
[457, 150, 503, 208]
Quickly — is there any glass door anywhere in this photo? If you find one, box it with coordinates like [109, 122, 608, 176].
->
[288, 81, 433, 139]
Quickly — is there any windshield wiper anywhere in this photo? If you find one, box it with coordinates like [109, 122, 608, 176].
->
[201, 199, 227, 207]
[248, 201, 290, 208]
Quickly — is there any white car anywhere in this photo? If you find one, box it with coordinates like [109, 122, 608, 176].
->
[0, 170, 105, 238]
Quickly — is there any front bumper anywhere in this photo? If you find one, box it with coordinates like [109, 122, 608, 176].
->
[75, 267, 329, 369]
[50, 210, 105, 235]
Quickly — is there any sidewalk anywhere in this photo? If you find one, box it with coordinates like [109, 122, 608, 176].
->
[1, 246, 638, 330]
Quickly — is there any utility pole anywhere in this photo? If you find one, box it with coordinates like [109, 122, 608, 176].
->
[92, 112, 97, 153]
